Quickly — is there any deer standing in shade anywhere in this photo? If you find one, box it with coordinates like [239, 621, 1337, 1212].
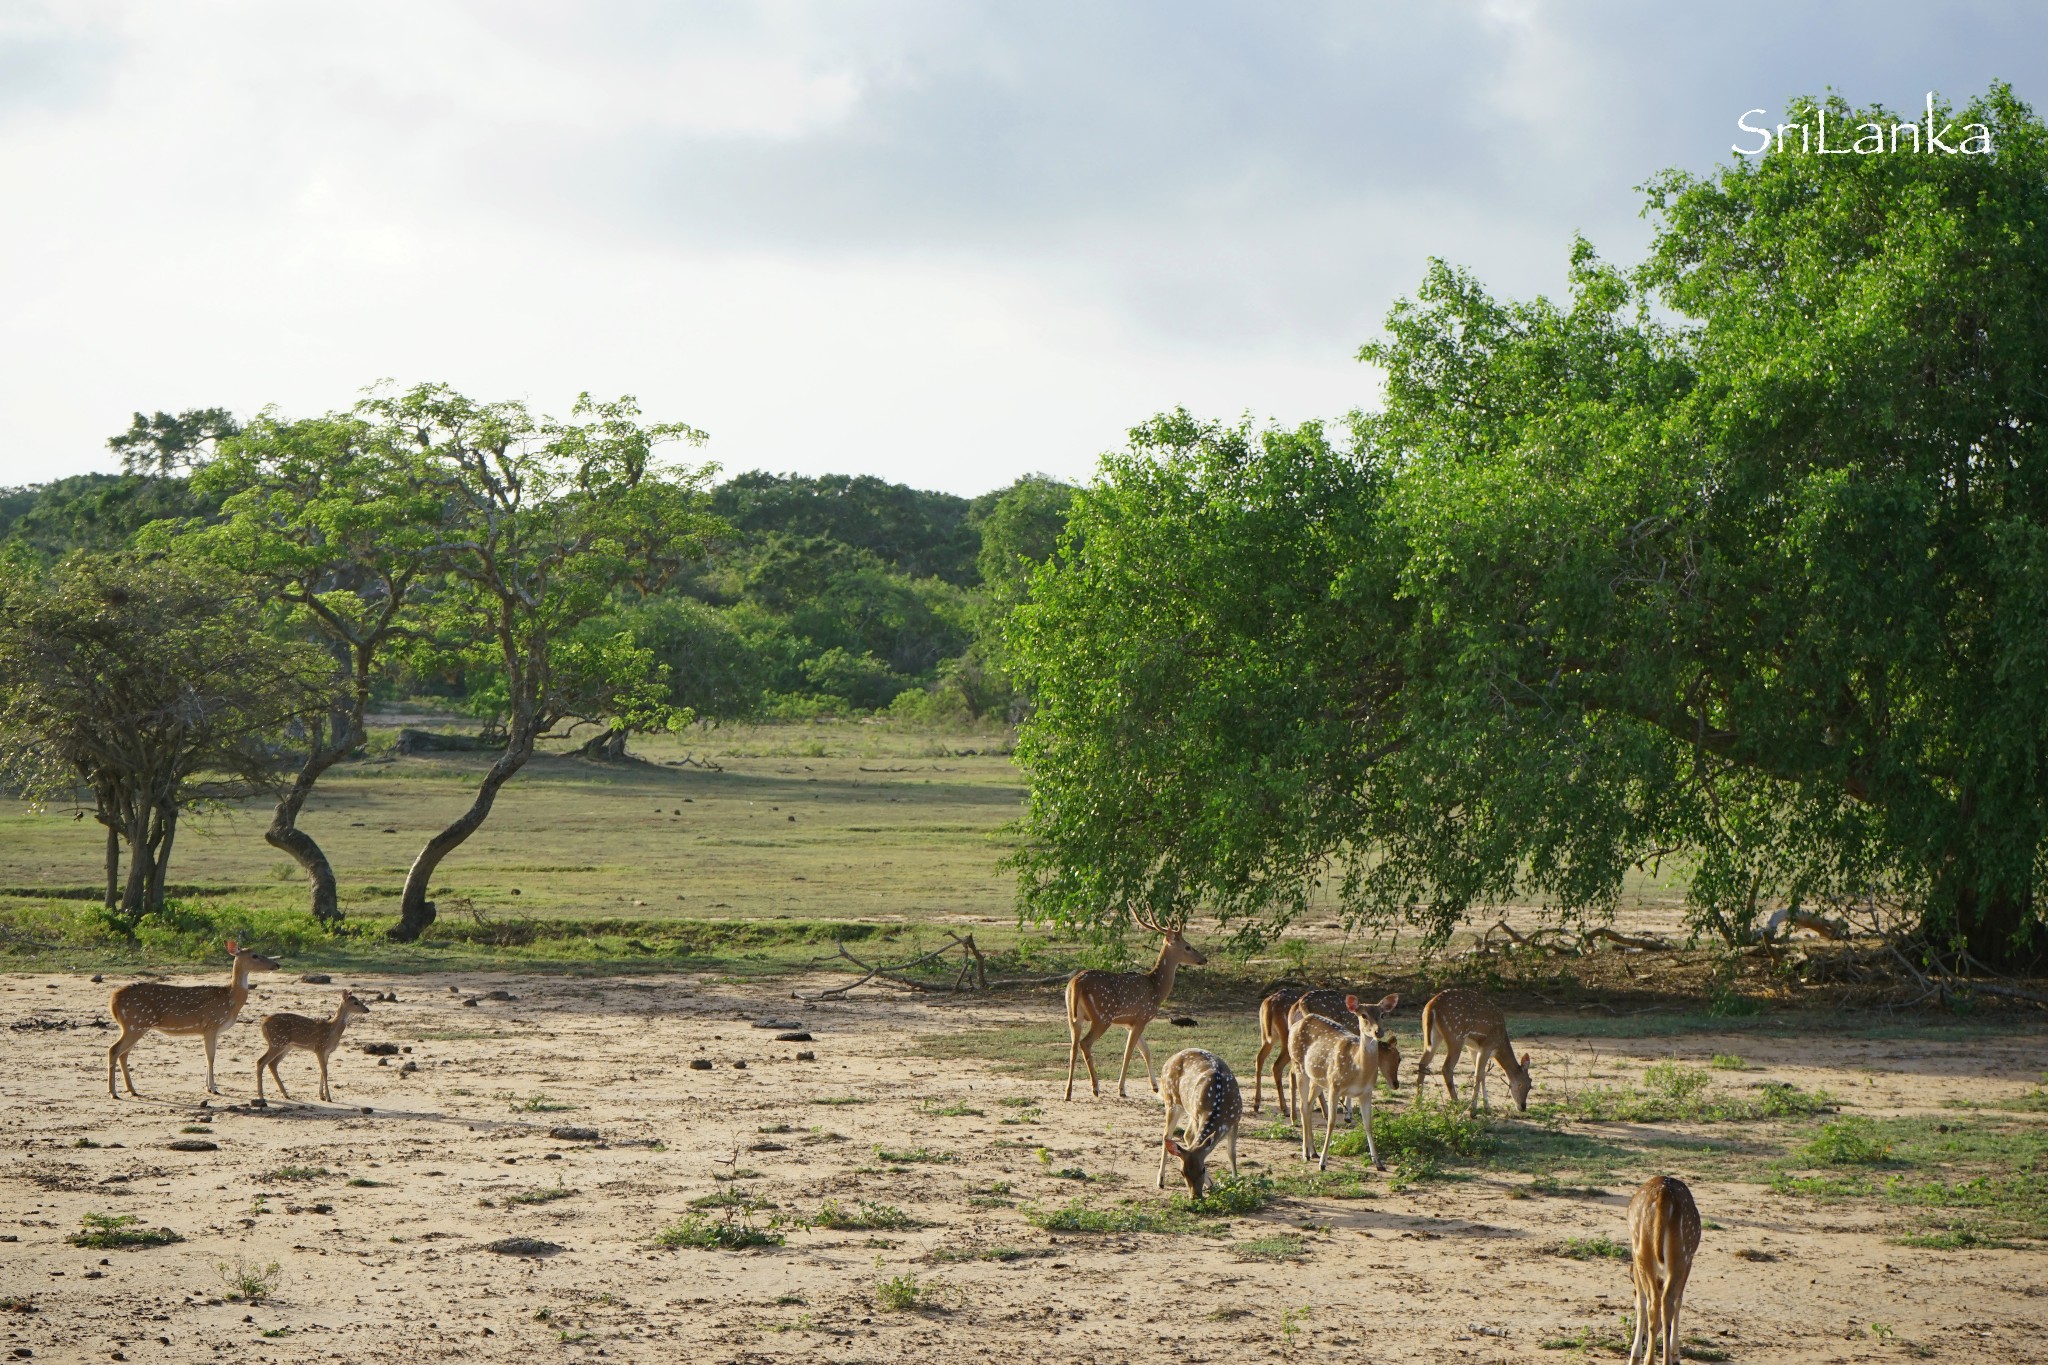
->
[1156, 1048, 1242, 1197]
[1626, 1175, 1703, 1365]
[107, 940, 279, 1097]
[1261, 994, 1409, 1121]
[256, 991, 371, 1103]
[1413, 987, 1533, 1112]
[1063, 914, 1206, 1100]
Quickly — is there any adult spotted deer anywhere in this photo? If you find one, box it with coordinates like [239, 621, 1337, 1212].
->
[1414, 987, 1532, 1112]
[1156, 1048, 1242, 1198]
[107, 940, 279, 1098]
[1256, 987, 1400, 1117]
[1626, 1175, 1703, 1365]
[256, 991, 371, 1103]
[1289, 994, 1395, 1170]
[1063, 915, 1207, 1100]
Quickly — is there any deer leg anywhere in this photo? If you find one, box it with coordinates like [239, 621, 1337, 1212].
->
[1316, 1084, 1340, 1170]
[1158, 1099, 1180, 1188]
[255, 1050, 271, 1102]
[1471, 1049, 1489, 1115]
[1227, 1125, 1238, 1175]
[1360, 1090, 1382, 1170]
[203, 1030, 221, 1096]
[118, 1036, 141, 1098]
[1438, 1040, 1463, 1106]
[1661, 1273, 1685, 1365]
[1252, 1037, 1271, 1114]
[1077, 1017, 1111, 1099]
[1275, 1048, 1293, 1120]
[1627, 1272, 1650, 1365]
[108, 1031, 137, 1098]
[318, 1051, 332, 1103]
[270, 1055, 293, 1102]
[1115, 1024, 1146, 1099]
[1136, 1030, 1157, 1093]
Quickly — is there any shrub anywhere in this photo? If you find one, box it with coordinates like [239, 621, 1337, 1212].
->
[1804, 1118, 1893, 1166]
[68, 1213, 182, 1250]
[652, 1212, 783, 1250]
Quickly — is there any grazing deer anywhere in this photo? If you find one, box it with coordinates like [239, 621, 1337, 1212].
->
[1289, 995, 1395, 1170]
[1156, 1048, 1242, 1198]
[1626, 1175, 1703, 1365]
[1063, 916, 1207, 1100]
[1255, 987, 1401, 1117]
[256, 991, 372, 1103]
[1414, 987, 1532, 1113]
[107, 940, 279, 1098]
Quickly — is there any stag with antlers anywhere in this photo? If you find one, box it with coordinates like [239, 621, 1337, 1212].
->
[1062, 909, 1207, 1100]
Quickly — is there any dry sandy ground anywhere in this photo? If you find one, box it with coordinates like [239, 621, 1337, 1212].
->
[2, 970, 2045, 1365]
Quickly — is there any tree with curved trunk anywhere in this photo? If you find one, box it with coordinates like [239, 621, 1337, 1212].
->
[362, 384, 717, 942]
[148, 413, 444, 925]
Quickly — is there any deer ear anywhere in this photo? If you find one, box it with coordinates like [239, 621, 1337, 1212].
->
[1163, 1136, 1183, 1156]
[1379, 994, 1400, 1012]
[1344, 994, 1358, 1012]
[225, 939, 239, 954]
[1520, 1052, 1532, 1069]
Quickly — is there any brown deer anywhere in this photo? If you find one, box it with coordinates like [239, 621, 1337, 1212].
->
[1156, 1048, 1242, 1198]
[1255, 987, 1401, 1117]
[1414, 987, 1532, 1112]
[1626, 1175, 1703, 1365]
[1063, 915, 1207, 1100]
[107, 940, 279, 1098]
[256, 991, 372, 1103]
[1289, 995, 1393, 1169]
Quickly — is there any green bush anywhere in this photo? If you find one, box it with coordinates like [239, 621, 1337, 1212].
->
[1804, 1118, 1893, 1166]
[652, 1212, 783, 1250]
[67, 1213, 182, 1250]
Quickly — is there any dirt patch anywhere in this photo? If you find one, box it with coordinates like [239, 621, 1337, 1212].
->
[0, 970, 2043, 1363]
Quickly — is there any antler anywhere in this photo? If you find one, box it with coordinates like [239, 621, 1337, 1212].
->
[1129, 904, 1183, 936]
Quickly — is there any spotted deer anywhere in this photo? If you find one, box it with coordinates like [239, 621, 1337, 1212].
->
[1289, 995, 1395, 1170]
[107, 940, 279, 1097]
[1063, 916, 1207, 1100]
[1156, 1048, 1242, 1197]
[1256, 987, 1401, 1117]
[1414, 987, 1532, 1112]
[256, 991, 371, 1103]
[1626, 1175, 1703, 1365]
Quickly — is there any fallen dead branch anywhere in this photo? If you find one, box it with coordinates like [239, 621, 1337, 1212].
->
[795, 931, 990, 1000]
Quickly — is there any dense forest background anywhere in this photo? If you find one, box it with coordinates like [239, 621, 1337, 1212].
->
[0, 461, 1071, 727]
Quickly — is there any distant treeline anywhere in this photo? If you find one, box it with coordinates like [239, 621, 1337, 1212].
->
[0, 463, 1072, 724]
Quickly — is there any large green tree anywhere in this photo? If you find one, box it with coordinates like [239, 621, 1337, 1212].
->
[157, 412, 443, 924]
[0, 555, 328, 922]
[364, 384, 719, 941]
[1013, 86, 2048, 965]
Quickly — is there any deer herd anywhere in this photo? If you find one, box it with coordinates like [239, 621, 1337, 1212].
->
[101, 923, 1702, 1365]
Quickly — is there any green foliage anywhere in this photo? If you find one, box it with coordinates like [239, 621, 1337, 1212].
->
[652, 1211, 783, 1250]
[1007, 84, 2048, 960]
[1553, 1077, 1833, 1124]
[216, 1257, 281, 1303]
[815, 1200, 918, 1231]
[1550, 1235, 1630, 1261]
[872, 1269, 929, 1312]
[260, 1166, 329, 1182]
[1803, 1118, 1894, 1166]
[67, 1213, 182, 1250]
[1231, 1233, 1308, 1262]
[1329, 1100, 1494, 1165]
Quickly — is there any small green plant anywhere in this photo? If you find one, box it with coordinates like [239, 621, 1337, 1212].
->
[1708, 1055, 1746, 1070]
[997, 1096, 1037, 1108]
[1643, 1062, 1712, 1101]
[72, 1137, 101, 1148]
[68, 1213, 182, 1250]
[653, 1211, 783, 1250]
[1550, 1235, 1630, 1261]
[919, 1100, 983, 1117]
[345, 1177, 385, 1188]
[1804, 1118, 1893, 1166]
[505, 1092, 574, 1113]
[506, 1184, 576, 1206]
[1540, 1324, 1631, 1353]
[1233, 1233, 1309, 1262]
[1279, 1305, 1310, 1361]
[874, 1269, 928, 1312]
[180, 1125, 212, 1134]
[816, 1199, 918, 1231]
[260, 1327, 292, 1339]
[1180, 1171, 1276, 1217]
[217, 1257, 281, 1303]
[811, 1096, 866, 1106]
[261, 1166, 329, 1183]
[0, 1297, 33, 1313]
[874, 1145, 953, 1165]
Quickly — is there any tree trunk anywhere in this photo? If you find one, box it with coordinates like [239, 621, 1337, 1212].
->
[267, 726, 356, 927]
[119, 812, 149, 923]
[572, 727, 629, 761]
[103, 825, 119, 913]
[146, 805, 177, 917]
[1935, 885, 2042, 973]
[391, 739, 535, 942]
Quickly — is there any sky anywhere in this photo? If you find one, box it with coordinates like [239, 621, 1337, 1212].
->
[3, 2, 2045, 497]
